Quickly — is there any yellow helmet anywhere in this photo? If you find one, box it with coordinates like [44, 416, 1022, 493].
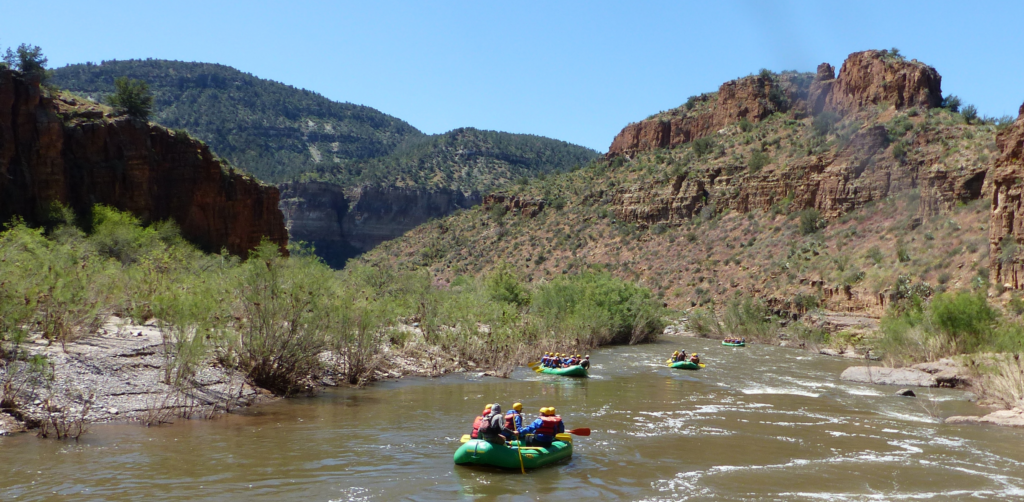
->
[575, 355, 580, 358]
[513, 402, 522, 412]
[548, 407, 557, 415]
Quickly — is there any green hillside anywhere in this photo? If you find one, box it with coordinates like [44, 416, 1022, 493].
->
[52, 60, 600, 187]
[302, 127, 600, 192]
[51, 59, 422, 183]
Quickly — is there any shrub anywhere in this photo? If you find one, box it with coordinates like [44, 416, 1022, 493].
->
[892, 141, 907, 159]
[722, 296, 777, 341]
[686, 307, 721, 337]
[930, 290, 998, 353]
[798, 208, 823, 235]
[813, 112, 840, 137]
[738, 117, 753, 132]
[533, 272, 665, 345]
[485, 262, 531, 307]
[748, 150, 771, 173]
[107, 76, 154, 120]
[692, 137, 716, 157]
[999, 235, 1018, 264]
[488, 204, 508, 222]
[942, 95, 961, 113]
[233, 242, 336, 395]
[962, 104, 978, 124]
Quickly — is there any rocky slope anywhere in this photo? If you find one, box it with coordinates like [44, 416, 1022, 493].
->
[989, 105, 1024, 288]
[0, 69, 287, 256]
[361, 49, 1008, 319]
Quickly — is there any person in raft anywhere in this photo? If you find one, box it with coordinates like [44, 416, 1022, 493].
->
[479, 403, 516, 444]
[580, 355, 590, 369]
[502, 402, 524, 440]
[519, 407, 565, 447]
[690, 353, 700, 364]
[470, 404, 492, 439]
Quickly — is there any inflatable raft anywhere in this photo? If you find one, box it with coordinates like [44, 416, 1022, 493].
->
[454, 439, 572, 469]
[669, 360, 701, 370]
[538, 365, 589, 377]
[722, 341, 746, 347]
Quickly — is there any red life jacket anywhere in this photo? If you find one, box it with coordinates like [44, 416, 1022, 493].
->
[504, 411, 520, 430]
[536, 415, 562, 436]
[471, 415, 484, 439]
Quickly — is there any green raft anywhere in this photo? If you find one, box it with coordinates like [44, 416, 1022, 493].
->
[722, 341, 746, 347]
[669, 360, 701, 370]
[538, 364, 589, 377]
[454, 439, 572, 469]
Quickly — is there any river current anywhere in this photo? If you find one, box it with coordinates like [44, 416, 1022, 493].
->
[2, 335, 1023, 501]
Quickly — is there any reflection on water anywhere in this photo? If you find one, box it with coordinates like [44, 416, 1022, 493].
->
[2, 337, 1024, 501]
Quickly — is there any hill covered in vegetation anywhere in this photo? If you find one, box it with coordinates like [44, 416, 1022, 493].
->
[51, 60, 599, 188]
[360, 50, 1024, 410]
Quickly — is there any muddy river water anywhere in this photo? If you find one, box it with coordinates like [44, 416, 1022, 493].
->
[2, 335, 1024, 501]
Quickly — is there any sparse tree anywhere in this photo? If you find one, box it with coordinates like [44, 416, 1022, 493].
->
[961, 104, 978, 124]
[942, 94, 962, 113]
[107, 76, 154, 120]
[2, 44, 48, 77]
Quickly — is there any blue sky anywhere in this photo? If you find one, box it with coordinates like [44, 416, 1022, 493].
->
[4, 1, 1022, 151]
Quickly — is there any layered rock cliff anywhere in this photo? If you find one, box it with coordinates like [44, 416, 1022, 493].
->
[0, 69, 287, 256]
[608, 50, 942, 158]
[604, 50, 982, 227]
[279, 182, 480, 267]
[989, 104, 1024, 288]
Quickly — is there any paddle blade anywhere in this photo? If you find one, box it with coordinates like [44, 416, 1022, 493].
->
[533, 366, 544, 373]
[699, 363, 706, 368]
[461, 434, 471, 443]
[527, 361, 541, 368]
[555, 432, 573, 443]
[568, 428, 591, 436]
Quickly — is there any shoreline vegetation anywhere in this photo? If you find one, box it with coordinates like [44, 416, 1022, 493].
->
[0, 205, 665, 435]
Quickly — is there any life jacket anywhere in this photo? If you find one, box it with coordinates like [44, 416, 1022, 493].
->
[536, 415, 562, 437]
[504, 410, 520, 430]
[471, 415, 484, 439]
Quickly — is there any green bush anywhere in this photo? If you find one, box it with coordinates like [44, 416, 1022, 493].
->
[798, 209, 823, 235]
[692, 137, 716, 157]
[533, 273, 665, 345]
[485, 262, 530, 307]
[106, 76, 154, 120]
[961, 104, 978, 124]
[930, 291, 998, 353]
[748, 150, 771, 173]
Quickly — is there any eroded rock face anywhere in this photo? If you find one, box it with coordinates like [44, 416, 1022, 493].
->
[0, 69, 287, 256]
[607, 50, 942, 158]
[989, 106, 1024, 288]
[824, 50, 942, 115]
[279, 182, 480, 267]
[482, 193, 546, 218]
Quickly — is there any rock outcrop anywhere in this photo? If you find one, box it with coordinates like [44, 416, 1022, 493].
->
[840, 366, 939, 387]
[279, 182, 480, 267]
[607, 50, 942, 158]
[0, 69, 287, 256]
[946, 408, 1024, 428]
[482, 193, 546, 218]
[989, 104, 1024, 289]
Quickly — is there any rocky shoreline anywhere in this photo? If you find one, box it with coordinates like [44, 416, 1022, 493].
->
[665, 314, 1024, 429]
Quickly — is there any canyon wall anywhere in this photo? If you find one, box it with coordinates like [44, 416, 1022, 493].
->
[279, 183, 480, 267]
[607, 50, 943, 158]
[0, 69, 287, 256]
[990, 103, 1024, 288]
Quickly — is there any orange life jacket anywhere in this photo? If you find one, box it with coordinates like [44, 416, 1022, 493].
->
[471, 415, 484, 438]
[536, 415, 562, 437]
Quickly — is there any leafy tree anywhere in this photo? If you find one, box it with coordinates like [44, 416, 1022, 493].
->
[942, 95, 962, 113]
[798, 208, 823, 235]
[106, 76, 154, 120]
[2, 43, 47, 74]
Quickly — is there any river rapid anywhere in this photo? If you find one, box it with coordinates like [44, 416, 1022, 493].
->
[2, 335, 1024, 501]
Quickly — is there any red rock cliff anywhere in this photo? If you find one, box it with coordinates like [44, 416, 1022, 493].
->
[989, 103, 1024, 288]
[607, 50, 943, 157]
[0, 69, 287, 256]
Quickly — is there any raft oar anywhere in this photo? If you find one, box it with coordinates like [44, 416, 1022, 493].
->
[567, 428, 590, 436]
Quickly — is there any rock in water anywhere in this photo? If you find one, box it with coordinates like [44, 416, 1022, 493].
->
[895, 389, 916, 397]
[840, 366, 938, 387]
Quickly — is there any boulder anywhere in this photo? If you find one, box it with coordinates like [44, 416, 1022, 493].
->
[840, 366, 938, 387]
[946, 408, 1024, 428]
[895, 389, 916, 397]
